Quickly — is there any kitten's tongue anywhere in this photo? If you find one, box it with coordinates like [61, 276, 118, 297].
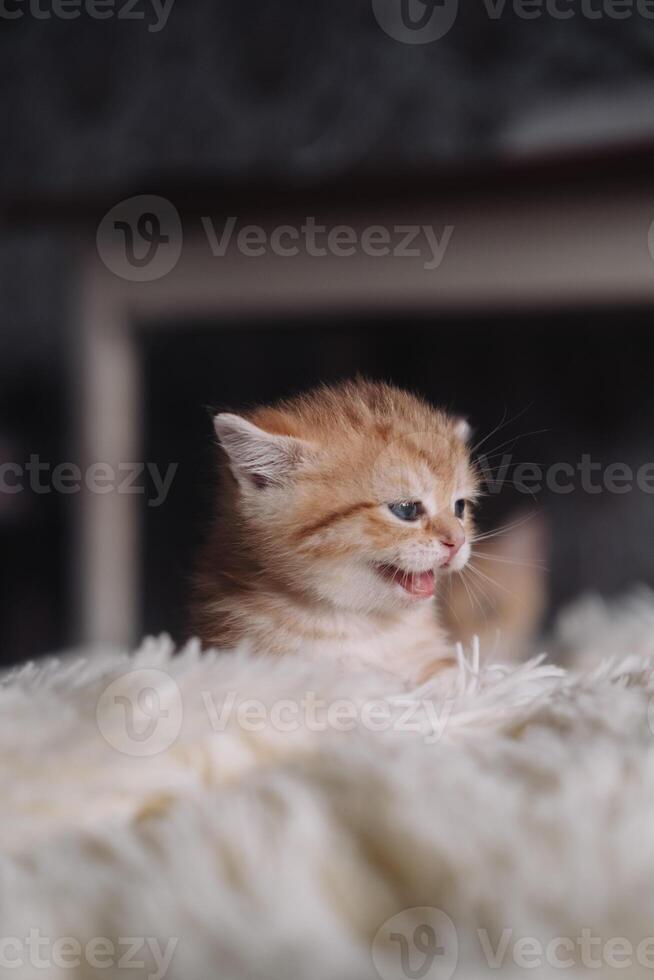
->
[391, 567, 435, 598]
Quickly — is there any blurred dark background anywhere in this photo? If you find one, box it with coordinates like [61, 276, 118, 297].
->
[3, 0, 654, 663]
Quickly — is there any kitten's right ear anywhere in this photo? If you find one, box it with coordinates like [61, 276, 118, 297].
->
[213, 413, 311, 489]
[454, 418, 472, 443]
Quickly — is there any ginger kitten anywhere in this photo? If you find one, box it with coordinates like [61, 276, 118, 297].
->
[192, 380, 479, 684]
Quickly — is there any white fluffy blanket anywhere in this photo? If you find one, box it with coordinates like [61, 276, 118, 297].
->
[4, 593, 654, 979]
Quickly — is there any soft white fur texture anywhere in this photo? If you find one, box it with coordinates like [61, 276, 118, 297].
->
[4, 593, 654, 979]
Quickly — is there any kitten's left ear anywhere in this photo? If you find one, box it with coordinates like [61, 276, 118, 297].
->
[454, 418, 472, 443]
[213, 413, 312, 489]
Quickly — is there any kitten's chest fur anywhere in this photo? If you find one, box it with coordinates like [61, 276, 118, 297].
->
[194, 581, 451, 684]
[274, 600, 451, 682]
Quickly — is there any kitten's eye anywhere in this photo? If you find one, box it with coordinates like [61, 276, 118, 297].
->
[388, 501, 423, 522]
[454, 499, 466, 519]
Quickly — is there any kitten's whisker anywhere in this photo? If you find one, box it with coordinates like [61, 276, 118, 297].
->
[471, 404, 536, 456]
[480, 478, 539, 502]
[476, 479, 541, 501]
[468, 560, 517, 599]
[477, 454, 546, 467]
[476, 452, 523, 464]
[474, 488, 537, 505]
[473, 461, 544, 499]
[463, 564, 495, 609]
[439, 579, 461, 625]
[472, 551, 547, 570]
[457, 568, 477, 616]
[474, 427, 550, 462]
[470, 408, 509, 455]
[460, 567, 487, 620]
[514, 485, 539, 502]
[470, 512, 537, 544]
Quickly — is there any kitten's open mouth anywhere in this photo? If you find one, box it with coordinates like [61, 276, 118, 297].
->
[374, 564, 436, 599]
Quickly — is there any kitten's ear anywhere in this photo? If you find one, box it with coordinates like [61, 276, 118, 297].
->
[213, 413, 311, 489]
[454, 417, 472, 443]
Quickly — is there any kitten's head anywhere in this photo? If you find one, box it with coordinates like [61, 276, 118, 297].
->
[213, 381, 478, 613]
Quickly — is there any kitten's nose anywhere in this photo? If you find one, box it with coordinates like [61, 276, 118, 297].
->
[440, 529, 465, 558]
